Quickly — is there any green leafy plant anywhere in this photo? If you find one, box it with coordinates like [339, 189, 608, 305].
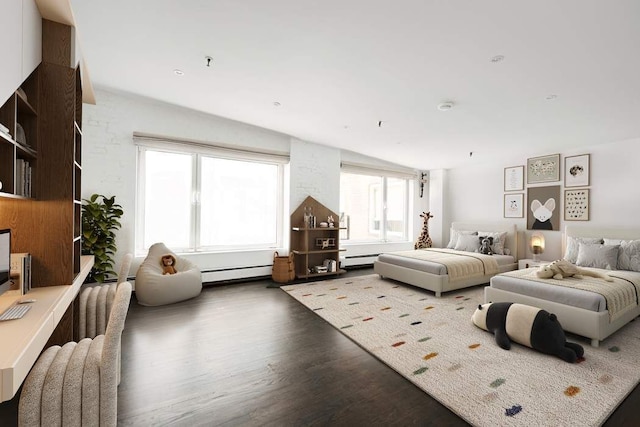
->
[81, 194, 124, 283]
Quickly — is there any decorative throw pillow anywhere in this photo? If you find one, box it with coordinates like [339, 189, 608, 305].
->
[575, 243, 619, 270]
[564, 237, 603, 264]
[604, 238, 640, 272]
[478, 231, 508, 255]
[455, 234, 481, 252]
[447, 229, 477, 249]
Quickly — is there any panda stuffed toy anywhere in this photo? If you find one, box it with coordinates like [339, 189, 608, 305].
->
[472, 302, 584, 363]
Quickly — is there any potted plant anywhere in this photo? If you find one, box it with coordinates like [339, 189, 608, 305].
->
[81, 194, 124, 283]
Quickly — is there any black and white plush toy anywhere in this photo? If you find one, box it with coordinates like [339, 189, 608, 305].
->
[471, 302, 584, 363]
[478, 236, 494, 255]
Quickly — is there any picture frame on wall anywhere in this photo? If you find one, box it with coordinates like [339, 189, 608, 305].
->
[504, 165, 524, 191]
[527, 185, 561, 230]
[504, 193, 524, 218]
[564, 154, 590, 187]
[565, 188, 590, 221]
[527, 153, 560, 184]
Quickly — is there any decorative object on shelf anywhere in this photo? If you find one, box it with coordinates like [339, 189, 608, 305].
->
[527, 154, 560, 184]
[314, 265, 328, 274]
[564, 188, 590, 221]
[503, 193, 524, 218]
[527, 185, 560, 230]
[316, 238, 336, 249]
[414, 211, 434, 249]
[530, 232, 545, 261]
[504, 165, 524, 191]
[81, 194, 124, 283]
[304, 206, 316, 228]
[328, 215, 335, 227]
[15, 123, 27, 146]
[564, 154, 590, 187]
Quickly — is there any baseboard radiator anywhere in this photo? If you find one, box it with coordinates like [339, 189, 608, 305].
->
[78, 283, 118, 339]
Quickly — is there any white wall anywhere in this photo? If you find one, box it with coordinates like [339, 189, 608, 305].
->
[82, 88, 420, 281]
[441, 138, 640, 261]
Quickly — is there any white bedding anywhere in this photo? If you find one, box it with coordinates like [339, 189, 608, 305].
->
[378, 252, 514, 275]
[491, 268, 640, 321]
[486, 225, 640, 347]
[374, 222, 518, 297]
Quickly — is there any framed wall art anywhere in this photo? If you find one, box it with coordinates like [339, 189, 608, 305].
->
[504, 193, 524, 218]
[504, 165, 524, 191]
[564, 154, 590, 187]
[527, 185, 560, 230]
[564, 189, 590, 221]
[527, 153, 560, 184]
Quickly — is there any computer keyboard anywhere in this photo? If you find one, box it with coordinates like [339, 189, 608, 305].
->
[0, 304, 31, 321]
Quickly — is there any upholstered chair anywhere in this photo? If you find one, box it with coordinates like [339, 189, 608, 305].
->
[18, 281, 132, 427]
[134, 243, 202, 306]
[78, 253, 133, 340]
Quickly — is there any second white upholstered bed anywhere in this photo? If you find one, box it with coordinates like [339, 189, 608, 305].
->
[486, 226, 640, 347]
[374, 222, 518, 297]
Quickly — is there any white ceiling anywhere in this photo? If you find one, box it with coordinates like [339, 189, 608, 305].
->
[69, 0, 640, 170]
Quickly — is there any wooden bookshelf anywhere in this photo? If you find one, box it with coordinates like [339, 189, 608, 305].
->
[290, 196, 346, 279]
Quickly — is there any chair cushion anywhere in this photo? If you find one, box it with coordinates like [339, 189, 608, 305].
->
[135, 243, 202, 306]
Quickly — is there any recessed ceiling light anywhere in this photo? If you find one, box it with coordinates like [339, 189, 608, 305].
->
[173, 69, 184, 76]
[273, 101, 281, 107]
[490, 55, 505, 63]
[437, 102, 454, 111]
[546, 94, 558, 100]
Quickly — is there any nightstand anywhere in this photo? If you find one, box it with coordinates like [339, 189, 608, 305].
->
[518, 259, 546, 269]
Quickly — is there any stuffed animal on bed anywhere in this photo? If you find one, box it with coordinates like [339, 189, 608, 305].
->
[536, 259, 613, 281]
[161, 254, 177, 275]
[472, 302, 584, 363]
[478, 236, 494, 255]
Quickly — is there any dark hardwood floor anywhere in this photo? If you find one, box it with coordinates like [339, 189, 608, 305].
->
[1, 267, 638, 426]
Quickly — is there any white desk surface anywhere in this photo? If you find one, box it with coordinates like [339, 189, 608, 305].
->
[0, 256, 93, 402]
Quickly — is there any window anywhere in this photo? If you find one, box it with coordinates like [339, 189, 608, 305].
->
[340, 166, 413, 243]
[136, 141, 286, 253]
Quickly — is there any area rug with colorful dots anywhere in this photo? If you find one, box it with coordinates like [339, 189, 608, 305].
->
[282, 274, 640, 426]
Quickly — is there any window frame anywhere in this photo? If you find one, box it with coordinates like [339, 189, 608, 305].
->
[135, 138, 287, 255]
[340, 164, 414, 244]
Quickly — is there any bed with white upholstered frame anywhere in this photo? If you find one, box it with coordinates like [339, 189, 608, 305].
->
[486, 225, 640, 347]
[374, 222, 518, 297]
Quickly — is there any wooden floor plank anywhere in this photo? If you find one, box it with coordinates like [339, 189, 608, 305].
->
[1, 267, 638, 426]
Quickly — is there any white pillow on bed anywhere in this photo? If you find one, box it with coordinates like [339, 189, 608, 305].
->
[575, 243, 619, 270]
[604, 238, 640, 272]
[447, 229, 477, 249]
[477, 231, 508, 255]
[454, 234, 480, 252]
[564, 237, 603, 264]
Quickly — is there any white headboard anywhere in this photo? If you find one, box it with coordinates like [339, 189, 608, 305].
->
[564, 225, 640, 255]
[451, 222, 518, 259]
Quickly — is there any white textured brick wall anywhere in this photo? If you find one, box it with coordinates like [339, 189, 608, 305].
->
[82, 88, 419, 281]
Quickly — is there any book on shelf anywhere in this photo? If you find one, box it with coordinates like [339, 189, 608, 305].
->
[0, 123, 10, 134]
[14, 159, 31, 197]
[9, 253, 32, 296]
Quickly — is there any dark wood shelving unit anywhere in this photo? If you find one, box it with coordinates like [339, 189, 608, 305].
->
[0, 19, 84, 287]
[290, 196, 346, 279]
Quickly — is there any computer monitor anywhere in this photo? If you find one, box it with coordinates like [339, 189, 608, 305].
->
[0, 229, 10, 296]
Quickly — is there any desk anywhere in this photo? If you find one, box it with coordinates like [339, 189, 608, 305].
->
[0, 256, 93, 402]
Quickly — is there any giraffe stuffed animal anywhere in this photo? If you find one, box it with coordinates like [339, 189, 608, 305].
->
[414, 211, 434, 249]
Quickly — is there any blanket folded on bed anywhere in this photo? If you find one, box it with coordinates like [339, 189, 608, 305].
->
[500, 268, 640, 321]
[386, 248, 499, 283]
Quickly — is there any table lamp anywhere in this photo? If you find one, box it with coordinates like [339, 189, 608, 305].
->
[531, 232, 545, 261]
